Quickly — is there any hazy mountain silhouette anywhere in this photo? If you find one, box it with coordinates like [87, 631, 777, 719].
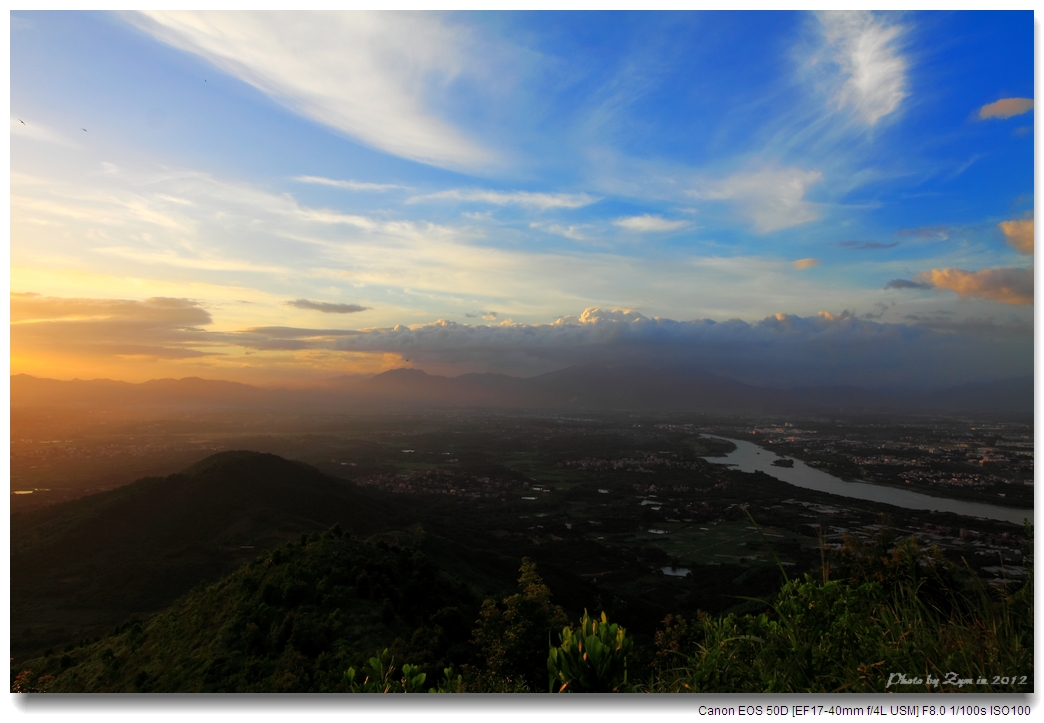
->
[351, 365, 1031, 415]
[11, 367, 1032, 415]
[10, 374, 275, 409]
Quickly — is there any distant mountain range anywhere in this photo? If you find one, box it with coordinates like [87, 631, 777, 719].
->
[10, 366, 1033, 416]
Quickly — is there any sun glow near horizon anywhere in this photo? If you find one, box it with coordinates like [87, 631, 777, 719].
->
[10, 11, 1034, 389]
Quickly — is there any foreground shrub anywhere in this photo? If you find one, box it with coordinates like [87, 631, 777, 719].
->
[650, 566, 1032, 693]
[471, 558, 569, 692]
[548, 610, 633, 693]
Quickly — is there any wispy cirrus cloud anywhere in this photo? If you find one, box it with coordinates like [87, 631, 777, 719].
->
[897, 225, 950, 241]
[11, 293, 211, 325]
[10, 117, 80, 148]
[978, 98, 1033, 120]
[792, 258, 820, 270]
[408, 188, 598, 210]
[285, 299, 370, 314]
[292, 176, 408, 192]
[613, 214, 688, 233]
[530, 222, 591, 241]
[838, 240, 899, 250]
[691, 166, 823, 234]
[817, 11, 907, 126]
[12, 193, 194, 234]
[93, 246, 295, 276]
[127, 11, 493, 170]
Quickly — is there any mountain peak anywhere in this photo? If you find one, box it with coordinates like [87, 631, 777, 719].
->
[376, 367, 432, 378]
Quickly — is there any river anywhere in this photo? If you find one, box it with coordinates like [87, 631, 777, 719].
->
[700, 435, 1032, 525]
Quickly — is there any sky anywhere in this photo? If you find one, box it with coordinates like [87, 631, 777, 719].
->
[8, 10, 1035, 388]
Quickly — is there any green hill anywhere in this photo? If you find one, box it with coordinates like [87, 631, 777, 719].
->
[11, 451, 410, 658]
[11, 450, 584, 662]
[15, 529, 478, 692]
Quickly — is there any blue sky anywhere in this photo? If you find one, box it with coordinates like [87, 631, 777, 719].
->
[9, 11, 1035, 386]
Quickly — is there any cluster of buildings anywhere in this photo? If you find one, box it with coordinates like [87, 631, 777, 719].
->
[559, 451, 699, 474]
[353, 469, 526, 499]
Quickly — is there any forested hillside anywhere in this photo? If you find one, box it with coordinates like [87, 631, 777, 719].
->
[13, 527, 1033, 693]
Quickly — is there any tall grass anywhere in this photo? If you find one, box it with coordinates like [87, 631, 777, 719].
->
[647, 532, 1033, 693]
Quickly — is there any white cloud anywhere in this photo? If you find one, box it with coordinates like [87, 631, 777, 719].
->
[293, 176, 407, 192]
[127, 11, 492, 170]
[11, 193, 194, 234]
[818, 11, 907, 126]
[531, 223, 591, 241]
[408, 188, 598, 210]
[16, 161, 958, 337]
[93, 246, 296, 275]
[613, 214, 688, 233]
[691, 166, 823, 233]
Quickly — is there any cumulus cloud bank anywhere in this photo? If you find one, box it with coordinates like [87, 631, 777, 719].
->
[324, 306, 1029, 387]
[10, 294, 1030, 387]
[979, 98, 1034, 120]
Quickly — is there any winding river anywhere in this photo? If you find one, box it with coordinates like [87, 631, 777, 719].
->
[700, 435, 1032, 525]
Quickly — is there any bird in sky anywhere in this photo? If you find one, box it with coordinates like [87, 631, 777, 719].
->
[82, 128, 87, 132]
[19, 119, 25, 125]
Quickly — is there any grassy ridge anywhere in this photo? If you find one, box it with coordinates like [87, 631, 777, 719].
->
[12, 526, 1033, 693]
